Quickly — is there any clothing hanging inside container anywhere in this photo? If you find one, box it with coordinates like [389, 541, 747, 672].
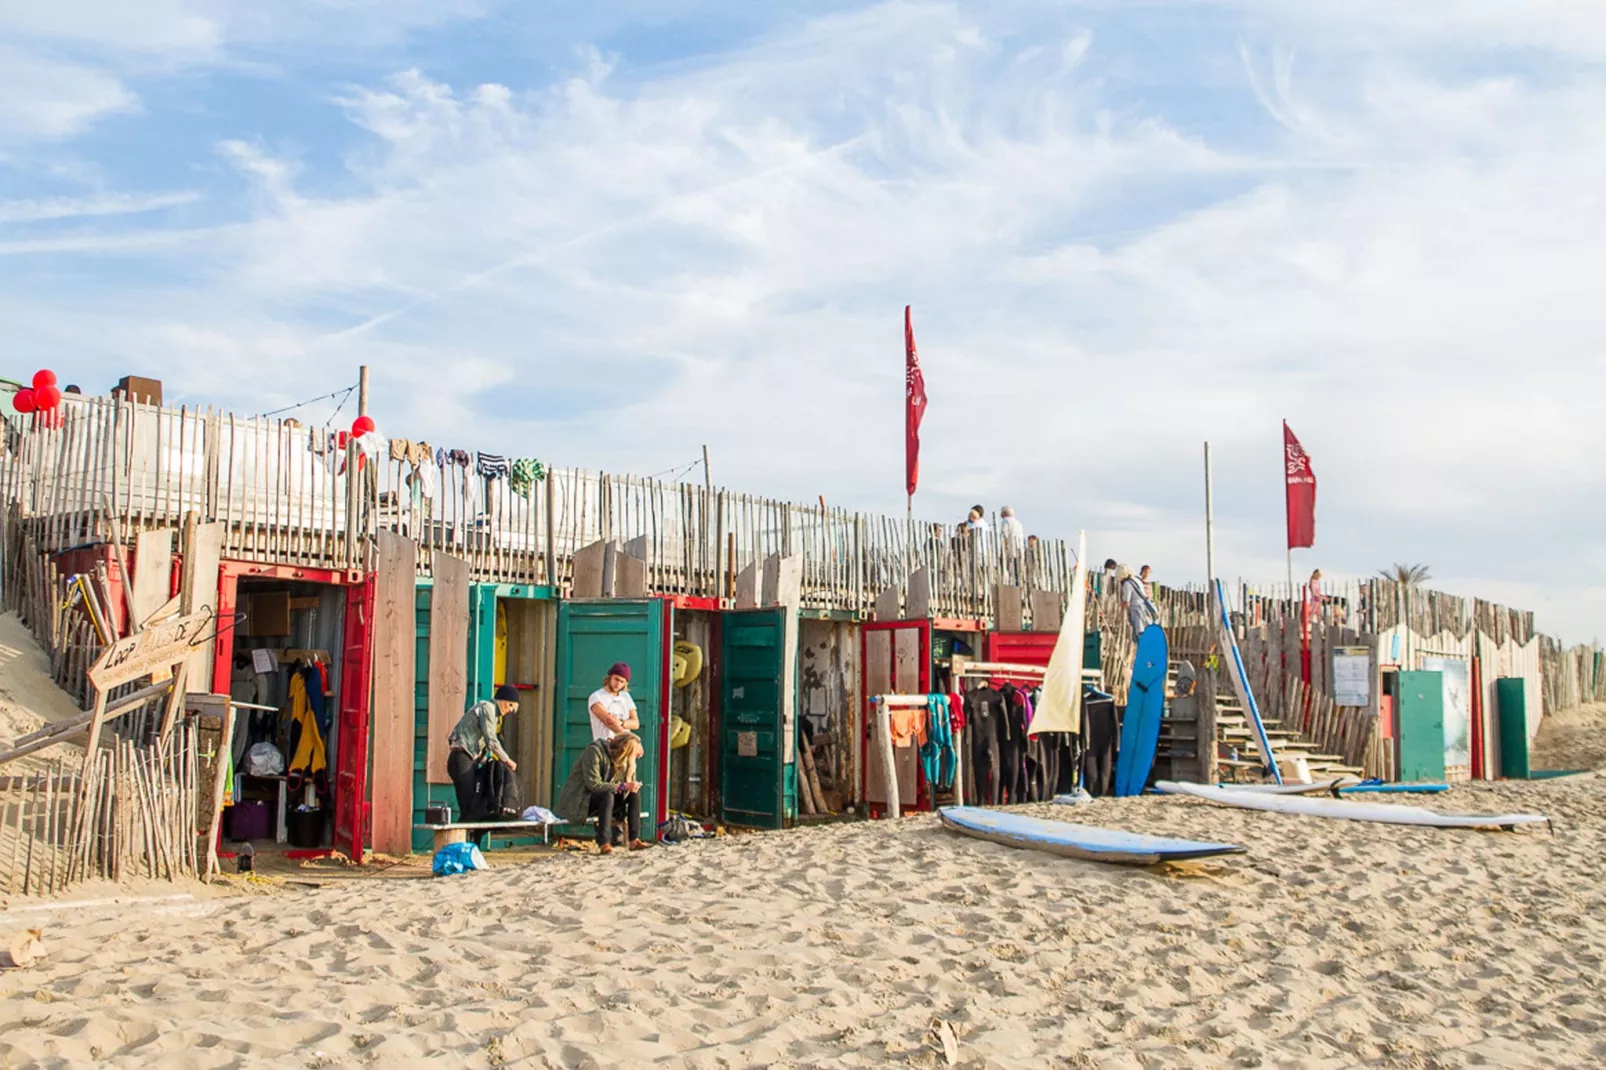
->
[286, 670, 329, 800]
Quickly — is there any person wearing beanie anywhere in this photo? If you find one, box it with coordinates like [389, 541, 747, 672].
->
[588, 662, 640, 742]
[446, 684, 521, 846]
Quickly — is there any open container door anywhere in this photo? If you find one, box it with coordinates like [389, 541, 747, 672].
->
[720, 607, 796, 829]
[860, 619, 931, 816]
[552, 599, 669, 835]
[334, 576, 376, 862]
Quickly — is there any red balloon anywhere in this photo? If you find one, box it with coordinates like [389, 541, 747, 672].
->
[14, 388, 37, 414]
[351, 415, 376, 436]
[32, 369, 56, 391]
[34, 385, 62, 411]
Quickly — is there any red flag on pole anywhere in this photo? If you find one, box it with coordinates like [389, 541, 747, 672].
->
[904, 305, 927, 498]
[1283, 420, 1316, 549]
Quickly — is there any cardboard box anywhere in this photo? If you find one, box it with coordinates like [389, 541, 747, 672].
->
[114, 376, 163, 406]
[244, 591, 292, 637]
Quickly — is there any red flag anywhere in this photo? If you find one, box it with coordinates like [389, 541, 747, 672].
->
[1283, 420, 1316, 549]
[904, 305, 927, 498]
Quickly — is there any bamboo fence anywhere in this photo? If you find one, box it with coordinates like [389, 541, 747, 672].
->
[0, 723, 201, 895]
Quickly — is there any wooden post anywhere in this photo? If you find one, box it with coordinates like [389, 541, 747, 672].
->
[358, 365, 370, 418]
[157, 660, 190, 741]
[951, 726, 965, 807]
[873, 699, 900, 818]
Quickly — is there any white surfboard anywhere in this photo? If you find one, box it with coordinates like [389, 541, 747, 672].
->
[1030, 530, 1086, 735]
[940, 806, 1246, 865]
[1155, 781, 1547, 830]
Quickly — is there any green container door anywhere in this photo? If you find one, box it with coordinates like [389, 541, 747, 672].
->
[552, 600, 668, 833]
[1397, 670, 1445, 782]
[1496, 677, 1530, 779]
[721, 608, 797, 829]
[411, 585, 443, 852]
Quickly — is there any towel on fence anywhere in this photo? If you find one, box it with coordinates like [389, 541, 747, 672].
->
[508, 458, 547, 498]
[390, 438, 411, 462]
[477, 452, 510, 480]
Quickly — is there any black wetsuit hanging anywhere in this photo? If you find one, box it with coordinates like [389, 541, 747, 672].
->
[963, 687, 1005, 806]
[1082, 688, 1119, 797]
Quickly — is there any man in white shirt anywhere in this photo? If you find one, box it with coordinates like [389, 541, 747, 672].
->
[588, 662, 640, 741]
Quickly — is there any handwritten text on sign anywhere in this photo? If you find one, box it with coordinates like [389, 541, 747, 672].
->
[87, 610, 215, 691]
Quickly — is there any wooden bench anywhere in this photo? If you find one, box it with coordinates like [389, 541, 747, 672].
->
[414, 820, 560, 852]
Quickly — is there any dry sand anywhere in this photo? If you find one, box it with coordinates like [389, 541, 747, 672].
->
[2, 773, 1603, 1069]
[0, 613, 88, 772]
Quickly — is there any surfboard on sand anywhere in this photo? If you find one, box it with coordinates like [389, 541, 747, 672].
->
[1214, 578, 1282, 784]
[1113, 623, 1167, 797]
[1155, 781, 1547, 830]
[1220, 777, 1359, 796]
[1340, 783, 1449, 795]
[939, 806, 1246, 865]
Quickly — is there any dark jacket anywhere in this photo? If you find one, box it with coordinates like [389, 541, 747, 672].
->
[555, 740, 621, 823]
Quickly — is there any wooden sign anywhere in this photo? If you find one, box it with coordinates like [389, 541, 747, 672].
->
[87, 610, 214, 691]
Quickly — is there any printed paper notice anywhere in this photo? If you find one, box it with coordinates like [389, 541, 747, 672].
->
[1333, 648, 1371, 707]
[252, 648, 277, 675]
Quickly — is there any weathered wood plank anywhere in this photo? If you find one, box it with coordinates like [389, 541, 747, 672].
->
[427, 552, 471, 786]
[371, 532, 419, 855]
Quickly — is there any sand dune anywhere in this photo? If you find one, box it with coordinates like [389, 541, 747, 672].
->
[2, 774, 1603, 1068]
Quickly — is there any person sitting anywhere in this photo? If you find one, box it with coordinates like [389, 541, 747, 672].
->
[556, 732, 651, 854]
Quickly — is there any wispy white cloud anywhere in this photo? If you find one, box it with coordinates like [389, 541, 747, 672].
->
[0, 190, 199, 224]
[3, 1, 1605, 640]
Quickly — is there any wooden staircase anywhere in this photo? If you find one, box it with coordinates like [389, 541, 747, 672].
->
[1155, 662, 1365, 783]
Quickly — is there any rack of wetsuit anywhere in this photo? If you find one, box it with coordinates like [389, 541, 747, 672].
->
[952, 662, 1115, 804]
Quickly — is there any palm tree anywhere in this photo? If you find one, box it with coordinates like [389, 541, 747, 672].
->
[1378, 563, 1432, 587]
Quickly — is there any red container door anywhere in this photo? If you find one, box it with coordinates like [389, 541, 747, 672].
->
[334, 576, 376, 863]
[859, 620, 931, 816]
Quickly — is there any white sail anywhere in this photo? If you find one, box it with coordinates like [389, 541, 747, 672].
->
[1029, 530, 1086, 734]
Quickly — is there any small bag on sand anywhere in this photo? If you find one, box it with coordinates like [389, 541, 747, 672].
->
[432, 842, 488, 876]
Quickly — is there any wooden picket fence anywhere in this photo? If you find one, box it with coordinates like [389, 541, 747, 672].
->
[0, 724, 202, 896]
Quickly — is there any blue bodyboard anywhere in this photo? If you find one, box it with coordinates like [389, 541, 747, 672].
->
[939, 806, 1246, 865]
[1114, 624, 1168, 797]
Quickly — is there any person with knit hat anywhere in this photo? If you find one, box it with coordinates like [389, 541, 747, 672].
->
[588, 662, 640, 742]
[446, 684, 521, 846]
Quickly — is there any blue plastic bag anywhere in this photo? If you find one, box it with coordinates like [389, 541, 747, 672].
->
[432, 842, 488, 876]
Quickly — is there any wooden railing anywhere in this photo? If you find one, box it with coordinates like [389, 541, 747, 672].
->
[1, 394, 1074, 618]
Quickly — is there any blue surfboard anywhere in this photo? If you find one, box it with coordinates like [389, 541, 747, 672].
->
[939, 806, 1246, 865]
[1114, 624, 1168, 797]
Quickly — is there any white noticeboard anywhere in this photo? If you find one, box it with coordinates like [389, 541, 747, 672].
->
[1333, 647, 1371, 707]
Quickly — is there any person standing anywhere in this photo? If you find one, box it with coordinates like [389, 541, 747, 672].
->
[1138, 564, 1153, 598]
[1118, 564, 1159, 637]
[555, 733, 651, 854]
[999, 506, 1025, 553]
[588, 662, 640, 740]
[446, 684, 520, 846]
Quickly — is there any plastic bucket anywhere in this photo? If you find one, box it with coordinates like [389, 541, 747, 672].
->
[287, 807, 327, 849]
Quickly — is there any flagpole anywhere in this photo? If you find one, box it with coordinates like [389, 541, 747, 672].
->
[1204, 441, 1215, 608]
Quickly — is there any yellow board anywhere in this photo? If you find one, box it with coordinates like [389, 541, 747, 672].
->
[494, 600, 508, 687]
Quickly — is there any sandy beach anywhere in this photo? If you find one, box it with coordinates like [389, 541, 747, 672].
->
[1, 765, 1602, 1069]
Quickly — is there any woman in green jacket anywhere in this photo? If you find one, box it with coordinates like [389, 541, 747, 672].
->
[556, 733, 649, 854]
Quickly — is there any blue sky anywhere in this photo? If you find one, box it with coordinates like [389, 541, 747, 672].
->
[4, 2, 1604, 641]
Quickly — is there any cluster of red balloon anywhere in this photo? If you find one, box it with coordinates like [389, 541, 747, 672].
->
[12, 370, 63, 415]
[342, 414, 377, 471]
